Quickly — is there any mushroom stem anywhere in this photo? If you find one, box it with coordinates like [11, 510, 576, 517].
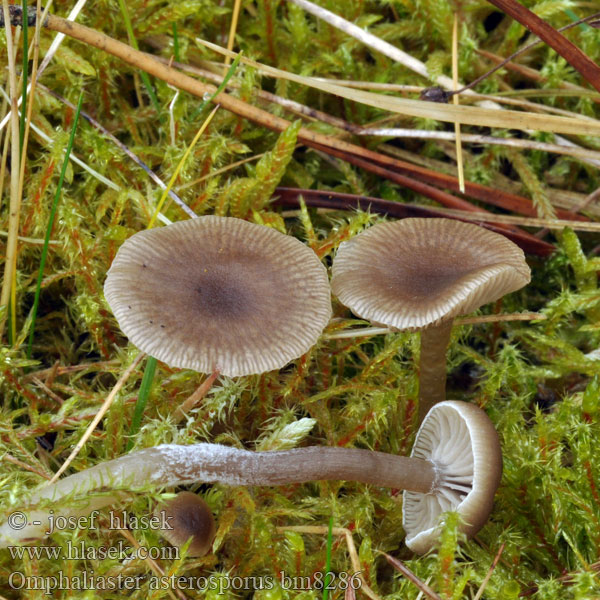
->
[0, 444, 437, 546]
[418, 320, 453, 423]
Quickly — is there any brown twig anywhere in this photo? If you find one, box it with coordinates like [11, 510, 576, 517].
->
[486, 0, 600, 93]
[451, 11, 600, 96]
[473, 543, 505, 600]
[173, 370, 220, 424]
[2, 452, 52, 480]
[382, 552, 442, 600]
[273, 188, 555, 257]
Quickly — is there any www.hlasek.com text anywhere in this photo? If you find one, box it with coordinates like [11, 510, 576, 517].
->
[8, 540, 179, 561]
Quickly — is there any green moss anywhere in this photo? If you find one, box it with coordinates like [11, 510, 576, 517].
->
[1, 0, 600, 598]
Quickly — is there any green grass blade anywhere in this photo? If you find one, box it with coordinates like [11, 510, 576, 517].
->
[323, 516, 333, 600]
[126, 355, 157, 451]
[172, 22, 180, 62]
[26, 91, 84, 358]
[190, 52, 242, 121]
[116, 0, 160, 113]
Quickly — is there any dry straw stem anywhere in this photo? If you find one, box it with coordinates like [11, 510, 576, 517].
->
[451, 13, 465, 194]
[195, 38, 600, 137]
[287, 0, 456, 92]
[156, 56, 598, 163]
[473, 543, 506, 600]
[30, 13, 587, 237]
[0, 0, 23, 339]
[148, 104, 220, 227]
[0, 0, 89, 133]
[46, 352, 145, 485]
[326, 313, 547, 340]
[277, 525, 379, 600]
[224, 0, 242, 71]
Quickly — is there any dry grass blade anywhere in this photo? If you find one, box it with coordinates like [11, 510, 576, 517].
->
[0, 0, 89, 133]
[29, 12, 583, 234]
[0, 0, 22, 340]
[195, 38, 600, 137]
[452, 13, 465, 194]
[45, 353, 145, 485]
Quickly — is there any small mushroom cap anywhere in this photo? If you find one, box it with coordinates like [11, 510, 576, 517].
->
[155, 491, 216, 557]
[402, 400, 502, 554]
[331, 218, 530, 330]
[104, 216, 332, 376]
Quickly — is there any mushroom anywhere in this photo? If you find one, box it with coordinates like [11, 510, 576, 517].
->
[330, 218, 530, 421]
[104, 216, 332, 376]
[155, 491, 216, 557]
[0, 401, 501, 554]
[403, 400, 502, 553]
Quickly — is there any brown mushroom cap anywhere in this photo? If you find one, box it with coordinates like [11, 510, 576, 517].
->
[104, 216, 331, 376]
[155, 491, 216, 557]
[403, 400, 502, 554]
[331, 218, 530, 330]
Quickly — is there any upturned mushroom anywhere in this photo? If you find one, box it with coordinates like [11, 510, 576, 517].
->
[155, 491, 216, 557]
[104, 216, 332, 377]
[331, 218, 530, 421]
[0, 401, 501, 554]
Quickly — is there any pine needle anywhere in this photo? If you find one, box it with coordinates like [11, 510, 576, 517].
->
[452, 13, 465, 194]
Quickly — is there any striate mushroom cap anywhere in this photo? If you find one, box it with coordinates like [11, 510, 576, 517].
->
[104, 216, 332, 376]
[331, 218, 530, 331]
[402, 400, 502, 554]
[155, 491, 216, 557]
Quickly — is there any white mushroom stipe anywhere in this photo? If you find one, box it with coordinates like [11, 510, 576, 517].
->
[0, 402, 501, 554]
